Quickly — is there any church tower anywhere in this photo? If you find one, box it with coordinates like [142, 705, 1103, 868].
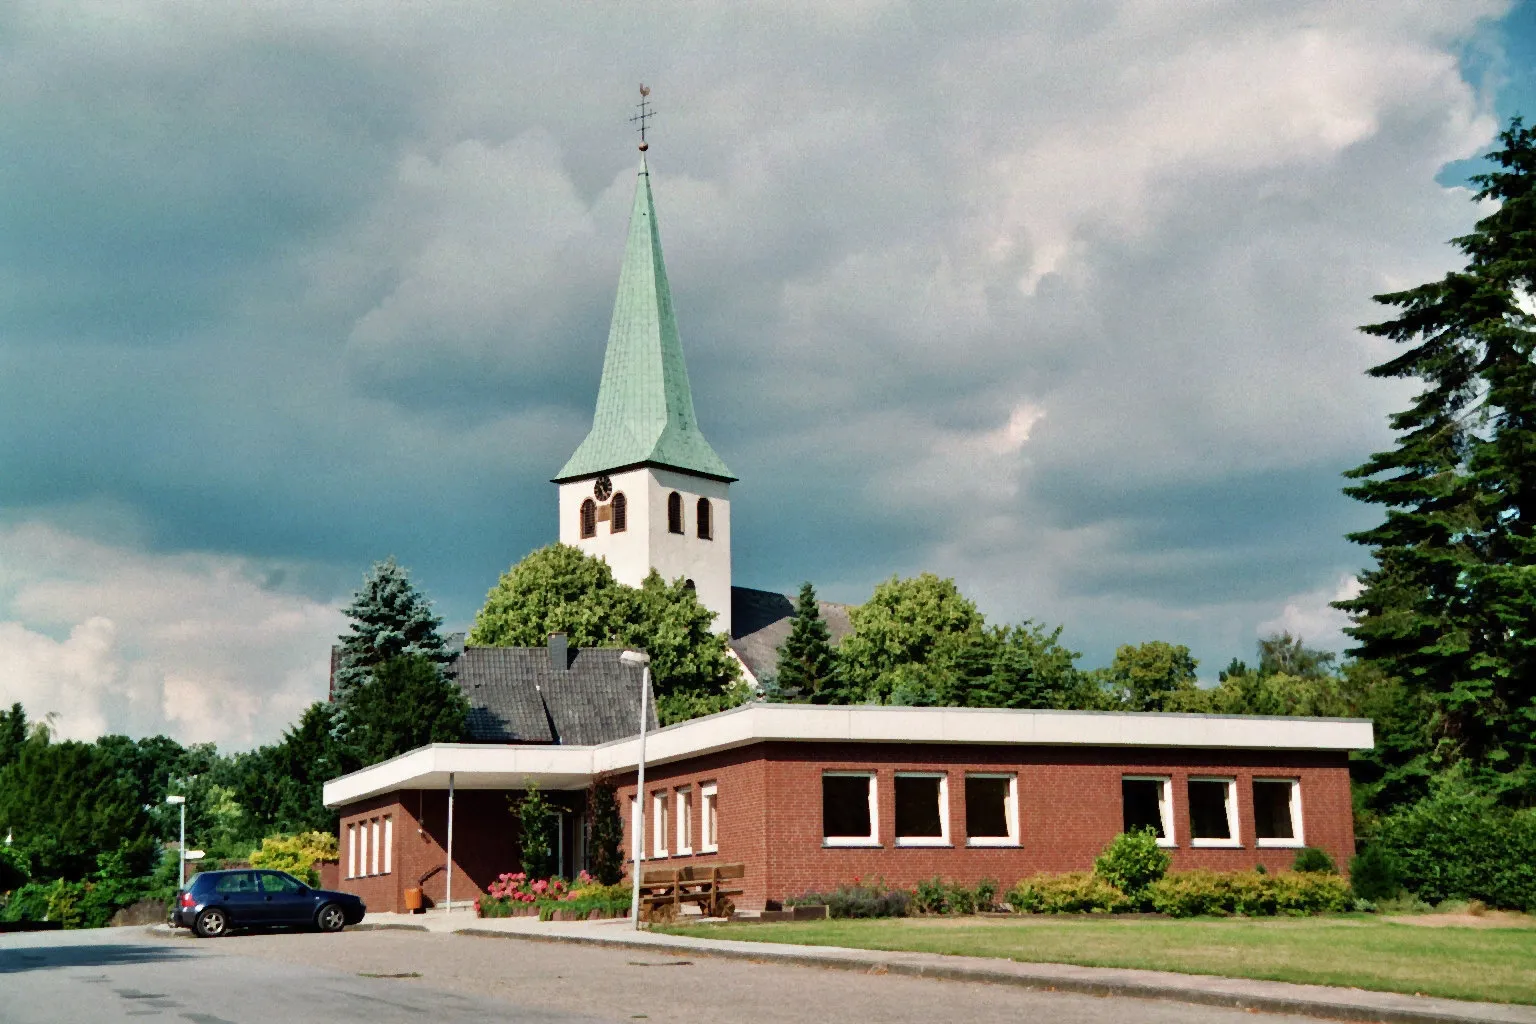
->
[554, 152, 735, 635]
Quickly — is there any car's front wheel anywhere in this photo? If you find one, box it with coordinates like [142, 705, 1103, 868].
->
[316, 903, 347, 933]
[194, 907, 228, 938]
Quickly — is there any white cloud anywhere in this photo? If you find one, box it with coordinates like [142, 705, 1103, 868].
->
[1258, 574, 1363, 652]
[0, 523, 344, 747]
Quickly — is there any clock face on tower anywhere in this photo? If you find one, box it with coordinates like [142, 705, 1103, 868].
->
[593, 475, 613, 501]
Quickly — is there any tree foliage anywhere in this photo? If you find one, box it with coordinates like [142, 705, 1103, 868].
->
[344, 654, 470, 767]
[332, 556, 454, 704]
[1099, 641, 1200, 711]
[774, 582, 839, 702]
[1336, 119, 1536, 801]
[835, 573, 987, 704]
[470, 544, 743, 725]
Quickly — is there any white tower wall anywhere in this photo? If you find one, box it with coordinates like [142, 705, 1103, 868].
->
[559, 467, 732, 636]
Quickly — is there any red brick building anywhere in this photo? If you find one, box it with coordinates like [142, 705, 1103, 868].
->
[323, 701, 1371, 913]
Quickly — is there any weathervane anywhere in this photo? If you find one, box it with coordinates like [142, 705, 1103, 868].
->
[631, 84, 654, 152]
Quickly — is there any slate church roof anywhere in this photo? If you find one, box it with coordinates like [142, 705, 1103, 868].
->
[728, 586, 854, 686]
[330, 634, 657, 746]
[554, 157, 734, 483]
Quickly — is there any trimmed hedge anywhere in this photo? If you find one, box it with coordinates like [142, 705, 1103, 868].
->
[1007, 869, 1350, 917]
[1008, 873, 1131, 914]
[1146, 870, 1350, 917]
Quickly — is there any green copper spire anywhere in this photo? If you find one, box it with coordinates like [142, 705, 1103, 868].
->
[555, 157, 735, 482]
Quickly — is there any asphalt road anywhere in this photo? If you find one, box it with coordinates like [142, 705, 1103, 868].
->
[0, 925, 1325, 1024]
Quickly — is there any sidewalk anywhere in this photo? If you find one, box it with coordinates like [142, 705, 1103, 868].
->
[364, 912, 1536, 1024]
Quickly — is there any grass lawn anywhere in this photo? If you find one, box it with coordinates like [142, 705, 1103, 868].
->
[658, 915, 1536, 1005]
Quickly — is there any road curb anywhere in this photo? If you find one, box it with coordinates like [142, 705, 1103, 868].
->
[451, 927, 1536, 1024]
[352, 923, 431, 933]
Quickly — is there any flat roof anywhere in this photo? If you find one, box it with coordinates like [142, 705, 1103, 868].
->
[322, 703, 1374, 808]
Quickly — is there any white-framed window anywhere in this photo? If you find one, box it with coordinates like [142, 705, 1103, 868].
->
[383, 816, 393, 874]
[675, 786, 693, 856]
[346, 823, 357, 879]
[370, 818, 381, 875]
[1122, 776, 1175, 847]
[700, 783, 719, 853]
[1188, 777, 1240, 847]
[1253, 778, 1304, 848]
[964, 773, 1019, 847]
[652, 791, 669, 859]
[822, 771, 879, 846]
[894, 772, 950, 847]
[629, 796, 640, 860]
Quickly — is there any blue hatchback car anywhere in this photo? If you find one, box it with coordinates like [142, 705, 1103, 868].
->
[171, 869, 366, 938]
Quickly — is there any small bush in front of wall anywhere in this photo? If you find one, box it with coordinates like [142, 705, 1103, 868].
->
[1092, 828, 1171, 905]
[1008, 873, 1132, 914]
[1348, 845, 1403, 901]
[912, 876, 949, 914]
[1145, 870, 1350, 918]
[975, 878, 1000, 911]
[786, 883, 910, 918]
[1291, 847, 1338, 874]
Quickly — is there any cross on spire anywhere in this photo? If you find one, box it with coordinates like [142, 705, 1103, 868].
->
[631, 84, 654, 151]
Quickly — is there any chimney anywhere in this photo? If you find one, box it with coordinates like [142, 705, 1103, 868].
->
[548, 632, 569, 672]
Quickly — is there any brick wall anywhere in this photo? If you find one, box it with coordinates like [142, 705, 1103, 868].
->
[336, 787, 590, 913]
[615, 741, 1354, 910]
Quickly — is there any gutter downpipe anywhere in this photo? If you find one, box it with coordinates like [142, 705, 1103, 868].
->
[620, 650, 652, 930]
[446, 771, 455, 914]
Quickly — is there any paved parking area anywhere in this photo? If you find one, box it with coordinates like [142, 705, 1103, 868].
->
[133, 926, 1323, 1024]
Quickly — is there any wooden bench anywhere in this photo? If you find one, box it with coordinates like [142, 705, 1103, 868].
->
[640, 863, 745, 921]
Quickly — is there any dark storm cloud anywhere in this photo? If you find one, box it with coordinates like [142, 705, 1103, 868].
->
[0, 0, 1523, 741]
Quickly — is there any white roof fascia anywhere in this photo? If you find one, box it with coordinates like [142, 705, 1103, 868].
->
[323, 743, 598, 808]
[325, 706, 1374, 807]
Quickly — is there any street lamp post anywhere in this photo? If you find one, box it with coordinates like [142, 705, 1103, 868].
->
[619, 649, 651, 931]
[165, 794, 187, 892]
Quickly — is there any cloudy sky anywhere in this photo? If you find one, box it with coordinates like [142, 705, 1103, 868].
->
[3, 1, 1533, 748]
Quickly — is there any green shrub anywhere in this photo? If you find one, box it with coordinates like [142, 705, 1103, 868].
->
[0, 846, 29, 892]
[1349, 845, 1402, 901]
[975, 878, 1000, 910]
[1291, 847, 1337, 874]
[787, 883, 909, 918]
[249, 831, 337, 887]
[913, 876, 948, 914]
[1146, 870, 1349, 918]
[1093, 828, 1170, 904]
[945, 882, 978, 915]
[514, 784, 558, 880]
[1372, 785, 1536, 911]
[1008, 873, 1130, 914]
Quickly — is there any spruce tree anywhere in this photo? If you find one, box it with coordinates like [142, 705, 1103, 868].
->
[333, 557, 454, 702]
[775, 582, 838, 702]
[1336, 118, 1536, 799]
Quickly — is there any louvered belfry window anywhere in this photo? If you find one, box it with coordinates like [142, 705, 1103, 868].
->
[668, 491, 684, 534]
[696, 497, 712, 540]
[580, 498, 597, 539]
[611, 492, 627, 533]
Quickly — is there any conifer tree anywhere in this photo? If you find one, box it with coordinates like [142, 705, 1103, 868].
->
[1336, 118, 1536, 799]
[333, 557, 454, 702]
[775, 582, 838, 702]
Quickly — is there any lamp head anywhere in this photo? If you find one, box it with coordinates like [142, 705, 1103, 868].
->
[165, 795, 186, 805]
[619, 650, 651, 667]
